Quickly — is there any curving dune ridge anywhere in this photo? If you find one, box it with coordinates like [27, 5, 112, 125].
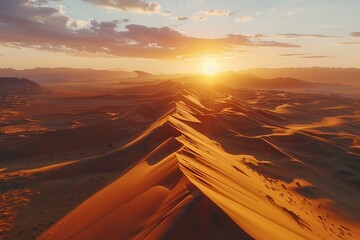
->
[1, 80, 360, 240]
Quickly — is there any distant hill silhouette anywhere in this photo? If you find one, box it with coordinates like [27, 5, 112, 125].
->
[171, 73, 342, 89]
[0, 77, 49, 108]
[241, 67, 360, 86]
[220, 74, 343, 89]
[0, 68, 136, 83]
[134, 70, 153, 78]
[0, 77, 48, 96]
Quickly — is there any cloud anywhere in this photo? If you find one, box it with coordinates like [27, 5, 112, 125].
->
[191, 14, 206, 22]
[203, 9, 233, 16]
[0, 0, 300, 59]
[235, 16, 253, 23]
[300, 56, 330, 59]
[350, 32, 360, 37]
[67, 19, 89, 29]
[83, 0, 161, 13]
[173, 16, 188, 21]
[279, 54, 330, 58]
[190, 9, 234, 22]
[279, 53, 304, 57]
[339, 41, 360, 45]
[273, 34, 340, 39]
[174, 9, 233, 22]
[162, 11, 171, 16]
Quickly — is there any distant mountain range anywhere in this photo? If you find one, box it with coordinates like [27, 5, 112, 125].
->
[216, 73, 345, 89]
[1, 67, 360, 86]
[171, 73, 346, 89]
[240, 67, 360, 86]
[0, 68, 359, 98]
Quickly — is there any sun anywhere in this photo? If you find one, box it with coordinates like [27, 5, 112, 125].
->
[202, 60, 219, 75]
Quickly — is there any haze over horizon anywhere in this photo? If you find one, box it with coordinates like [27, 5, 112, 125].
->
[0, 0, 360, 73]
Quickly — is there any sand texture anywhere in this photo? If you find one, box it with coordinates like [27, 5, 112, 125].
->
[1, 79, 359, 240]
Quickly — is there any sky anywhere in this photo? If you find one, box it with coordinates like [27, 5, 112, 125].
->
[0, 0, 359, 73]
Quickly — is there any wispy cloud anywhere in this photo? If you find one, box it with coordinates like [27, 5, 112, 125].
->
[350, 32, 360, 37]
[203, 9, 234, 16]
[162, 10, 171, 16]
[279, 53, 304, 57]
[173, 16, 188, 21]
[275, 33, 340, 39]
[285, 9, 303, 16]
[191, 14, 206, 21]
[190, 9, 234, 22]
[279, 54, 331, 59]
[83, 0, 161, 13]
[300, 55, 331, 59]
[235, 16, 253, 23]
[339, 32, 360, 44]
[339, 41, 360, 45]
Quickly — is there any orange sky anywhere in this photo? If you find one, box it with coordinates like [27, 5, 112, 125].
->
[0, 0, 359, 73]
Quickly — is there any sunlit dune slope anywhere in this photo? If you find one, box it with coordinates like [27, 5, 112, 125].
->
[1, 80, 360, 240]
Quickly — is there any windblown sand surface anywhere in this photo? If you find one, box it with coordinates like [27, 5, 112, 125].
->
[1, 80, 360, 239]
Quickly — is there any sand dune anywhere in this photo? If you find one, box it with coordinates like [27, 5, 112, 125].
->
[0, 80, 359, 239]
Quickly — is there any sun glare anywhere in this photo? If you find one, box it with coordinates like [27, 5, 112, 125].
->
[202, 60, 219, 75]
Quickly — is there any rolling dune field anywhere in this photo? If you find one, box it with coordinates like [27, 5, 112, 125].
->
[1, 79, 359, 240]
